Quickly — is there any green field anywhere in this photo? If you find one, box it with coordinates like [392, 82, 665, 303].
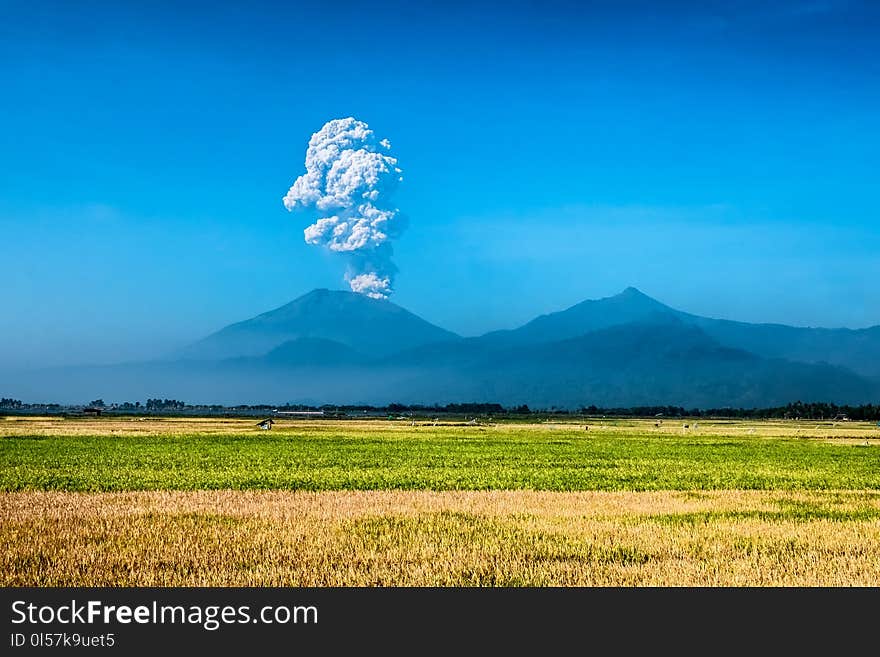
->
[2, 418, 879, 491]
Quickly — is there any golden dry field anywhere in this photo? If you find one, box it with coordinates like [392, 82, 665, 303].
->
[3, 490, 880, 586]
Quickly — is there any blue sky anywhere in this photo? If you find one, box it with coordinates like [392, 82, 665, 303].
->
[1, 0, 878, 369]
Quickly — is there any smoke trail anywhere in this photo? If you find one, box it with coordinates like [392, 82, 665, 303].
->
[283, 117, 405, 299]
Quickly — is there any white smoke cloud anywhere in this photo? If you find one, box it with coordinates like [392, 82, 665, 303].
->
[348, 272, 392, 299]
[283, 117, 405, 299]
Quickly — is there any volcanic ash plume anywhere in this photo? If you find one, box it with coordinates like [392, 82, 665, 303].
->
[283, 117, 405, 299]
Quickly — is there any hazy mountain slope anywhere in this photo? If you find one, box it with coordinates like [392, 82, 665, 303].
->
[682, 315, 880, 378]
[10, 287, 878, 408]
[482, 287, 880, 378]
[451, 319, 879, 408]
[178, 288, 459, 360]
[260, 337, 367, 367]
[479, 287, 671, 347]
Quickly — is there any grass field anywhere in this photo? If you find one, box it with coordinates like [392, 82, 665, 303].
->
[2, 416, 879, 586]
[2, 416, 879, 491]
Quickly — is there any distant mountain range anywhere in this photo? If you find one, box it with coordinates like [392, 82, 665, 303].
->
[6, 287, 879, 408]
[474, 287, 880, 379]
[178, 288, 458, 360]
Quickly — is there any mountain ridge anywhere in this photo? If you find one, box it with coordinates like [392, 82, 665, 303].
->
[8, 286, 878, 408]
[477, 286, 880, 378]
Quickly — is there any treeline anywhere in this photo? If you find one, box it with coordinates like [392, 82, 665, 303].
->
[145, 399, 186, 411]
[264, 402, 508, 414]
[579, 402, 880, 420]
[704, 402, 880, 421]
[2, 397, 880, 420]
[0, 398, 61, 410]
[245, 401, 880, 419]
[102, 399, 188, 411]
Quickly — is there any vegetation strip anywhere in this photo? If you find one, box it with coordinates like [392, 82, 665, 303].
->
[3, 490, 880, 586]
[2, 418, 878, 491]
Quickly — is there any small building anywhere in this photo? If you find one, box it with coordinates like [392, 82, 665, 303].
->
[83, 407, 102, 416]
[257, 418, 274, 430]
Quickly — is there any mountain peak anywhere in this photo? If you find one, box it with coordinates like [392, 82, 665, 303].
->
[295, 287, 383, 303]
[178, 288, 458, 361]
[499, 286, 671, 344]
[610, 286, 657, 303]
[268, 288, 398, 320]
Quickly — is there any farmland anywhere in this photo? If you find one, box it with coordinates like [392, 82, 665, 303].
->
[2, 416, 879, 585]
[3, 416, 880, 492]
